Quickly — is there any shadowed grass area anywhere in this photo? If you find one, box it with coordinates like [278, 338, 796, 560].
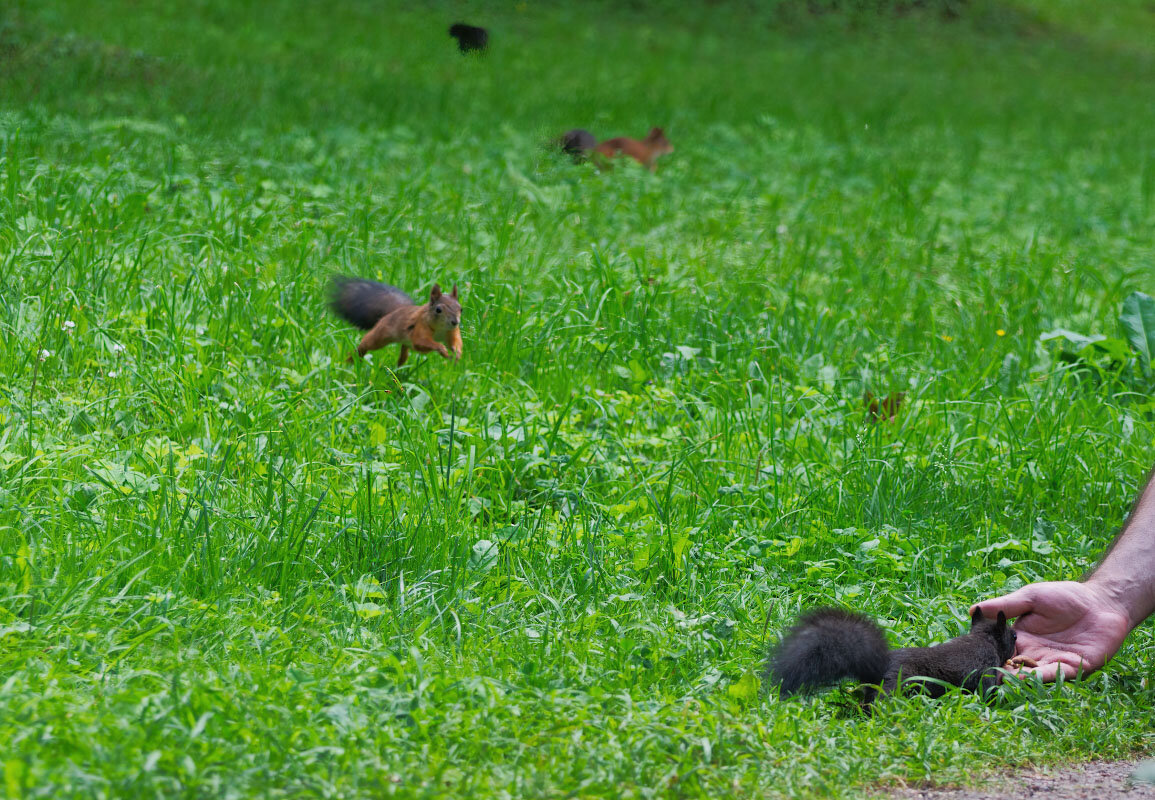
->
[2, 0, 1155, 797]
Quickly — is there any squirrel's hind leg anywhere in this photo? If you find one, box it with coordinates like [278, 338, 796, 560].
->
[358, 318, 396, 357]
[397, 345, 410, 367]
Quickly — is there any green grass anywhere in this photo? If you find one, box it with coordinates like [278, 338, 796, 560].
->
[3, 0, 1155, 796]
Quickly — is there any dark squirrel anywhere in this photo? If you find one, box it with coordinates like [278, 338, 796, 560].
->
[449, 23, 488, 54]
[767, 607, 1016, 706]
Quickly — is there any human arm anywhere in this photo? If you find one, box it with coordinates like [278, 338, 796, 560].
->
[971, 468, 1155, 681]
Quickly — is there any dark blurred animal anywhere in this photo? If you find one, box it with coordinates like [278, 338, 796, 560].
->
[449, 23, 488, 54]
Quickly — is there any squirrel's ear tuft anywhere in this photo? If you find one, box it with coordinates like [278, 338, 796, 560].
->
[996, 611, 1007, 629]
[430, 284, 442, 301]
[970, 607, 985, 626]
[451, 284, 458, 299]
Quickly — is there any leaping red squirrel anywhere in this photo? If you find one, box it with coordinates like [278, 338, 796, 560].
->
[329, 277, 462, 366]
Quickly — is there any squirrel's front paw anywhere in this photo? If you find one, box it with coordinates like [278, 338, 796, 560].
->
[1007, 655, 1039, 669]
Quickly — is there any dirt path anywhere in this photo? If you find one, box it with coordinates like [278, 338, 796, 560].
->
[884, 761, 1155, 799]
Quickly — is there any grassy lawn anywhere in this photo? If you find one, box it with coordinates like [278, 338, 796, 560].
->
[2, 0, 1155, 796]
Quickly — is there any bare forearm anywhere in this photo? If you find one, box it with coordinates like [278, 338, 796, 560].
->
[1086, 468, 1155, 629]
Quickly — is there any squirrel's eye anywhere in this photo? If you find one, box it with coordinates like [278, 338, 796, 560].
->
[435, 306, 442, 314]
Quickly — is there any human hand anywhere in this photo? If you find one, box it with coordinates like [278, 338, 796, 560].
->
[971, 581, 1132, 682]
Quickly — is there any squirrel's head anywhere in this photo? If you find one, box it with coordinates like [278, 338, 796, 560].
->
[646, 127, 674, 155]
[427, 283, 461, 332]
[969, 608, 1016, 662]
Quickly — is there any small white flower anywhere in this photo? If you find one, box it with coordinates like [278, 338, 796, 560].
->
[111, 342, 126, 353]
[39, 349, 53, 361]
[108, 370, 118, 378]
[776, 224, 788, 235]
[222, 266, 229, 274]
[62, 320, 76, 331]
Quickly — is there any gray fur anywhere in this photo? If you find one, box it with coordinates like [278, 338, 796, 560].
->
[558, 129, 597, 161]
[329, 277, 414, 330]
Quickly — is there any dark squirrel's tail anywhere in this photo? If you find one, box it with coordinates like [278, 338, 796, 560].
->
[767, 608, 890, 698]
[328, 277, 414, 330]
[555, 129, 597, 161]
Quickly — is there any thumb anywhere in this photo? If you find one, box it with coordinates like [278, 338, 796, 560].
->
[970, 586, 1036, 620]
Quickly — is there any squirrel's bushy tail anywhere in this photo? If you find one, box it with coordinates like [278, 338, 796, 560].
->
[767, 607, 890, 697]
[329, 277, 414, 330]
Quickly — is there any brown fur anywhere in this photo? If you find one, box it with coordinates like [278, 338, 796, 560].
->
[593, 127, 674, 172]
[330, 278, 462, 367]
[864, 391, 905, 422]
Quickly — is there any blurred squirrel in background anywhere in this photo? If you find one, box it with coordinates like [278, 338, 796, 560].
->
[554, 127, 674, 172]
[593, 127, 674, 172]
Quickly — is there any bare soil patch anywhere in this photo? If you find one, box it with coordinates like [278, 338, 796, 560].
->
[884, 761, 1155, 800]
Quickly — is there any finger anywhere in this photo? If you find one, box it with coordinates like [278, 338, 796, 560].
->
[970, 587, 1035, 620]
[1058, 661, 1084, 680]
[1018, 660, 1083, 683]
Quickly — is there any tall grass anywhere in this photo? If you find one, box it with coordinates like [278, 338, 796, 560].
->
[2, 0, 1155, 797]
